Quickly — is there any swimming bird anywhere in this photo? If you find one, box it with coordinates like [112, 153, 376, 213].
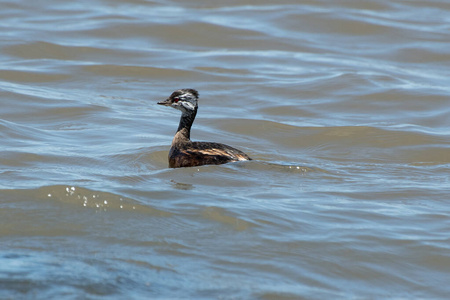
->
[158, 89, 251, 168]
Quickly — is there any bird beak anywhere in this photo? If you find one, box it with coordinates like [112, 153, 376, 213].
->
[157, 98, 171, 106]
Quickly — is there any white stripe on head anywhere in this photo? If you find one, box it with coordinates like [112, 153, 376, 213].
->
[172, 89, 198, 113]
[181, 101, 196, 111]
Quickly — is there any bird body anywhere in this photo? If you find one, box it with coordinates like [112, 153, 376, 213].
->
[158, 89, 251, 168]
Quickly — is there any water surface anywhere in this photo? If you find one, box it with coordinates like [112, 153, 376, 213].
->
[1, 0, 450, 298]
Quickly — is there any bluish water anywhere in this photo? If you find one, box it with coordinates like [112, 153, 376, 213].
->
[1, 0, 449, 298]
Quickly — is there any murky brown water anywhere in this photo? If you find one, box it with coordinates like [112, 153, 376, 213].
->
[1, 0, 450, 298]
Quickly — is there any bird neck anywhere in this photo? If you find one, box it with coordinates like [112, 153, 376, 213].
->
[176, 108, 197, 140]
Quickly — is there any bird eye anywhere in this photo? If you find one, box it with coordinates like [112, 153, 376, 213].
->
[174, 97, 179, 103]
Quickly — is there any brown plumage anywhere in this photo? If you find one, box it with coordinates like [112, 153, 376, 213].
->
[157, 89, 251, 168]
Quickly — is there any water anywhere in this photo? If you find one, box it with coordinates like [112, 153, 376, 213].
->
[1, 0, 449, 298]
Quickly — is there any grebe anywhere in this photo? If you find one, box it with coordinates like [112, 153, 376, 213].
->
[158, 89, 251, 168]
